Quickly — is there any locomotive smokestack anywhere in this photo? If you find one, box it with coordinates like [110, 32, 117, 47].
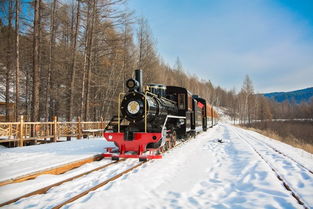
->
[135, 69, 143, 92]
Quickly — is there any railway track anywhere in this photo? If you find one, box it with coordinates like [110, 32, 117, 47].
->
[240, 129, 313, 175]
[0, 154, 104, 187]
[0, 135, 191, 208]
[0, 158, 139, 208]
[52, 140, 189, 209]
[52, 161, 147, 209]
[0, 159, 123, 207]
[231, 126, 310, 209]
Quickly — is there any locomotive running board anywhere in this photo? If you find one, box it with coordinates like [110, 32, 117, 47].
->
[103, 153, 162, 160]
[103, 147, 162, 160]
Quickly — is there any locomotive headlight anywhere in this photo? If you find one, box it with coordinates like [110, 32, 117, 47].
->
[126, 79, 139, 90]
[126, 79, 135, 88]
[127, 101, 140, 114]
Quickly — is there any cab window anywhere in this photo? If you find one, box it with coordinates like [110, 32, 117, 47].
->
[178, 93, 185, 110]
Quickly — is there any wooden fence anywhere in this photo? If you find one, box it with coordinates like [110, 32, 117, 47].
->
[0, 116, 107, 147]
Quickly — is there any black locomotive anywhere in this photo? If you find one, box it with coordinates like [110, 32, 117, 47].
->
[103, 69, 218, 161]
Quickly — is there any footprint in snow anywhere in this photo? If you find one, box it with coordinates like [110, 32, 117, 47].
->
[168, 191, 181, 198]
[226, 196, 247, 204]
[273, 196, 297, 209]
[188, 197, 200, 206]
[121, 173, 129, 180]
[209, 179, 222, 184]
[196, 189, 205, 196]
[256, 171, 268, 181]
[236, 182, 255, 192]
[300, 171, 311, 180]
[297, 181, 304, 188]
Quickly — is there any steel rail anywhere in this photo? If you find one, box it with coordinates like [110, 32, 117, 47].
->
[52, 161, 146, 209]
[0, 154, 104, 187]
[241, 129, 313, 175]
[231, 126, 310, 209]
[0, 159, 125, 207]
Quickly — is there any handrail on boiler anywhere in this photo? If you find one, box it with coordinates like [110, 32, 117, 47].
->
[118, 93, 126, 132]
[144, 91, 158, 133]
[144, 90, 148, 133]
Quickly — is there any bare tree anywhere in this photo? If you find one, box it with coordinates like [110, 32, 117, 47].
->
[240, 75, 254, 124]
[84, 0, 97, 121]
[67, 0, 80, 121]
[5, 0, 13, 121]
[44, 0, 57, 121]
[31, 0, 41, 121]
[136, 17, 158, 83]
[15, 0, 20, 121]
[1, 0, 251, 123]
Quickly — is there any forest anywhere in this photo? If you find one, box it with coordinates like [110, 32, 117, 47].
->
[1, 0, 313, 124]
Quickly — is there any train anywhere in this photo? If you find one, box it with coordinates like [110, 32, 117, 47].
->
[103, 69, 218, 161]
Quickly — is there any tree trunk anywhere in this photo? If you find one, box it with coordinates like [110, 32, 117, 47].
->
[6, 0, 13, 121]
[68, 0, 81, 121]
[32, 0, 41, 122]
[15, 0, 20, 121]
[45, 0, 57, 121]
[83, 0, 96, 121]
[80, 0, 92, 120]
[25, 69, 30, 119]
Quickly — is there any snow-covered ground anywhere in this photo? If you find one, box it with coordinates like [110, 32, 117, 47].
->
[0, 139, 115, 182]
[0, 123, 313, 209]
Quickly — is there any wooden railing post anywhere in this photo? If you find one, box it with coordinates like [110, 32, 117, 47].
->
[67, 120, 71, 141]
[211, 106, 214, 127]
[19, 115, 24, 147]
[77, 117, 81, 139]
[53, 116, 58, 142]
[100, 117, 104, 129]
[9, 124, 13, 147]
[9, 124, 12, 140]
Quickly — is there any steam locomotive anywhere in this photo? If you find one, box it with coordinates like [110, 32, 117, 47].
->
[103, 69, 218, 161]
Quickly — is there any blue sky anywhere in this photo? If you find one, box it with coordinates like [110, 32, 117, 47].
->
[127, 0, 313, 93]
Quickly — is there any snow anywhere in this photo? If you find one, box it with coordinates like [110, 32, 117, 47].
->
[0, 123, 313, 209]
[246, 129, 313, 171]
[0, 139, 115, 182]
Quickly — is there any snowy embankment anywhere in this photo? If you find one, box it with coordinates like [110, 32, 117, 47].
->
[0, 123, 313, 208]
[0, 139, 114, 182]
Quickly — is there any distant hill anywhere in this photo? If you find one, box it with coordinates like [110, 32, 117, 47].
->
[263, 87, 313, 104]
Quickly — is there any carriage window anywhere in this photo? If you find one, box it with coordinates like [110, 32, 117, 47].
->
[178, 94, 185, 110]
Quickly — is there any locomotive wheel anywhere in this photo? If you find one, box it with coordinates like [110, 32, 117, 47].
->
[112, 156, 119, 161]
[171, 131, 177, 147]
[164, 141, 169, 151]
[139, 157, 147, 162]
[156, 149, 162, 155]
[160, 144, 165, 152]
[185, 133, 190, 141]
